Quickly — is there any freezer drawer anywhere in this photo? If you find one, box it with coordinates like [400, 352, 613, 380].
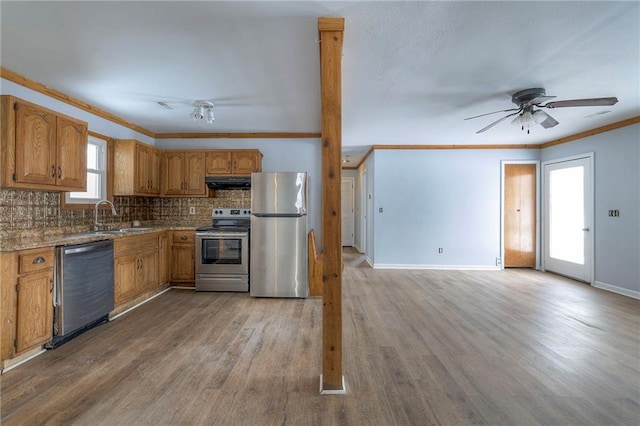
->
[250, 216, 308, 298]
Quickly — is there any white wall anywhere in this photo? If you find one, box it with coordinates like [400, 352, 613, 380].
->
[370, 149, 538, 268]
[0, 78, 154, 144]
[157, 138, 322, 246]
[541, 124, 640, 297]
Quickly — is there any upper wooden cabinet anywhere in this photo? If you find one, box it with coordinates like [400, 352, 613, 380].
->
[113, 140, 161, 196]
[205, 150, 262, 176]
[162, 151, 206, 196]
[1, 96, 87, 191]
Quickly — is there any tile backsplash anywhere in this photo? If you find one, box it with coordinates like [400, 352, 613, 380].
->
[0, 188, 251, 232]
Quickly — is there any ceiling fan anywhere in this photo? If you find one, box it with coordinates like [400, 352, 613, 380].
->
[465, 88, 618, 134]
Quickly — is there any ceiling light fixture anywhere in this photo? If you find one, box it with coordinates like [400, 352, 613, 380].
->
[342, 155, 350, 164]
[191, 101, 215, 124]
[511, 107, 546, 134]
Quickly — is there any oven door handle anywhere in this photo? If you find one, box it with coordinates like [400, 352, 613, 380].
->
[197, 233, 248, 238]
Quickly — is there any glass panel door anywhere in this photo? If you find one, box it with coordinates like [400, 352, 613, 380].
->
[543, 155, 593, 282]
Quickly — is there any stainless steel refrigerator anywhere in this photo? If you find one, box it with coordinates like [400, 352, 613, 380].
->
[250, 172, 309, 298]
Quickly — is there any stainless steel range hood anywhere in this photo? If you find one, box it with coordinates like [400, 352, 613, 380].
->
[205, 176, 251, 190]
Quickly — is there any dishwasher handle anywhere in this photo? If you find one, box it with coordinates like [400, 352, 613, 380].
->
[63, 240, 112, 255]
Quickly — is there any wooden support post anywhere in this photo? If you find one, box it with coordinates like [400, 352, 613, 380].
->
[318, 17, 345, 393]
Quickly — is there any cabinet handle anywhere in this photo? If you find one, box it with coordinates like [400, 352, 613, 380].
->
[58, 166, 62, 179]
[51, 165, 56, 178]
[32, 256, 45, 264]
[180, 235, 187, 241]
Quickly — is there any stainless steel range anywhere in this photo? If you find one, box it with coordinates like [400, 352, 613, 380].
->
[195, 208, 250, 292]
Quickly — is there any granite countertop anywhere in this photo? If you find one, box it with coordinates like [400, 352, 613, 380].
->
[0, 222, 209, 252]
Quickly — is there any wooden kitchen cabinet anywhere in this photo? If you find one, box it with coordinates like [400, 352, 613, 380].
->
[161, 151, 206, 196]
[1, 247, 54, 363]
[113, 140, 161, 196]
[114, 234, 159, 305]
[205, 149, 262, 176]
[171, 230, 195, 285]
[1, 95, 88, 191]
[158, 232, 170, 285]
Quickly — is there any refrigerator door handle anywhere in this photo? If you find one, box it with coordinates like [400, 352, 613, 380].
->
[253, 213, 304, 218]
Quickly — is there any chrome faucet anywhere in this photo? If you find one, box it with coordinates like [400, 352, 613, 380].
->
[94, 199, 118, 230]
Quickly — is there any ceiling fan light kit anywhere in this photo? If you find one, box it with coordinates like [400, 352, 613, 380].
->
[466, 87, 618, 134]
[191, 101, 215, 124]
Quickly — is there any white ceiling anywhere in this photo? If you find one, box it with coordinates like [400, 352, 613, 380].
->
[2, 1, 639, 164]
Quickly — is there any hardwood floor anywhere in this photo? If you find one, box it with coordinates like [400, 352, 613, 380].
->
[1, 248, 639, 425]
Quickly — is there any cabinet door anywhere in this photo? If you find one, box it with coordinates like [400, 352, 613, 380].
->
[14, 102, 57, 186]
[171, 244, 195, 282]
[162, 152, 185, 195]
[56, 116, 87, 189]
[158, 233, 170, 285]
[184, 152, 206, 195]
[114, 253, 138, 304]
[148, 148, 161, 195]
[139, 250, 158, 291]
[206, 151, 232, 175]
[232, 151, 260, 175]
[15, 270, 53, 354]
[135, 143, 151, 194]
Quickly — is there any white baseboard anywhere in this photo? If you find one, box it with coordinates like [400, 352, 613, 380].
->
[364, 256, 374, 267]
[594, 281, 640, 300]
[110, 287, 173, 321]
[319, 374, 347, 395]
[372, 264, 500, 271]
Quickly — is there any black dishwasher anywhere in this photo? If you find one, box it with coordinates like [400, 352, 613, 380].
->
[50, 240, 114, 348]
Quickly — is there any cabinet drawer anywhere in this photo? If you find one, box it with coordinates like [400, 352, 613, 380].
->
[115, 234, 158, 257]
[172, 231, 195, 244]
[19, 248, 55, 274]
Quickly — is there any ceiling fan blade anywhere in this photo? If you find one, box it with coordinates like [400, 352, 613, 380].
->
[536, 111, 559, 129]
[464, 107, 520, 120]
[476, 111, 521, 134]
[543, 97, 618, 108]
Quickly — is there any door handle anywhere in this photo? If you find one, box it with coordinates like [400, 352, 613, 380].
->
[582, 228, 590, 231]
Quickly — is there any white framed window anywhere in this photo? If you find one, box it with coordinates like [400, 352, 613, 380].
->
[65, 135, 107, 204]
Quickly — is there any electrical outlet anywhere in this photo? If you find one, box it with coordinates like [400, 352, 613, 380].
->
[189, 206, 196, 215]
[496, 257, 502, 266]
[608, 209, 620, 217]
[438, 248, 443, 254]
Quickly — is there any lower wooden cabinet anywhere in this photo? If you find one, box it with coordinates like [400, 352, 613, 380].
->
[158, 232, 170, 285]
[171, 230, 195, 285]
[1, 247, 54, 362]
[114, 234, 159, 306]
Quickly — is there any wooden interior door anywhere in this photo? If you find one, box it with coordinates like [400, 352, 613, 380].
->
[504, 164, 536, 267]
